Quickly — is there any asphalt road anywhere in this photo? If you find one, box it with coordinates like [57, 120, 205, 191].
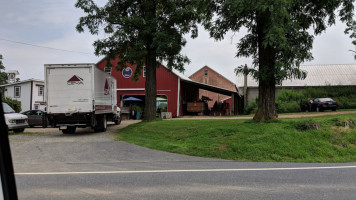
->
[9, 120, 356, 200]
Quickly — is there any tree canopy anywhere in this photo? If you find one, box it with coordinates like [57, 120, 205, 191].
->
[0, 54, 8, 85]
[76, 0, 207, 120]
[207, 0, 356, 121]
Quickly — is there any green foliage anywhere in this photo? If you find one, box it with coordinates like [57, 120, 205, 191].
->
[75, 0, 208, 78]
[131, 104, 142, 112]
[276, 101, 300, 113]
[0, 54, 8, 85]
[244, 99, 257, 114]
[209, 1, 356, 84]
[274, 87, 356, 113]
[158, 102, 167, 110]
[206, 0, 356, 120]
[276, 89, 304, 102]
[116, 114, 356, 162]
[2, 97, 21, 112]
[75, 0, 209, 121]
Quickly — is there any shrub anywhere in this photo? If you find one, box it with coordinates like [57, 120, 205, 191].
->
[277, 89, 304, 102]
[244, 86, 356, 115]
[276, 101, 300, 113]
[131, 104, 142, 112]
[2, 97, 21, 112]
[244, 99, 258, 115]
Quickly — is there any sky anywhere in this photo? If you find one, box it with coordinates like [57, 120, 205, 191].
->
[1, 0, 356, 84]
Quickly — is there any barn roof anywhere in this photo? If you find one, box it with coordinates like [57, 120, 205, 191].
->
[236, 64, 356, 88]
[170, 68, 237, 95]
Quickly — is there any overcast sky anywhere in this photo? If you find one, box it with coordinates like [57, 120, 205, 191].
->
[1, 0, 356, 84]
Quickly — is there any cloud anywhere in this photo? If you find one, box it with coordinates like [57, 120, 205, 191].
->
[1, 0, 355, 84]
[0, 32, 99, 81]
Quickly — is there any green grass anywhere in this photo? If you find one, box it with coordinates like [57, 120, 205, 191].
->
[116, 114, 356, 163]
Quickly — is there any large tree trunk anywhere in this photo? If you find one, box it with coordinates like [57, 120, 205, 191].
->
[143, 0, 157, 121]
[144, 51, 157, 121]
[253, 12, 278, 122]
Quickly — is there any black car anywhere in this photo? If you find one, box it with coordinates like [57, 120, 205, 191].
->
[21, 110, 48, 127]
[312, 98, 338, 112]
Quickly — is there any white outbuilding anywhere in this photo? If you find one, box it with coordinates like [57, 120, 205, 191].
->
[0, 79, 45, 112]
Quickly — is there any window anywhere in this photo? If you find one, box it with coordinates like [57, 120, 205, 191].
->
[34, 105, 39, 110]
[143, 66, 146, 77]
[14, 86, 21, 98]
[104, 66, 111, 75]
[204, 69, 208, 76]
[38, 86, 44, 96]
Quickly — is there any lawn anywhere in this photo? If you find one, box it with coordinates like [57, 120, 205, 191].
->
[115, 114, 356, 163]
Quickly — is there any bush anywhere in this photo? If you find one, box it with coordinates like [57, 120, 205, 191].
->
[277, 89, 304, 102]
[275, 87, 356, 113]
[244, 99, 258, 115]
[276, 101, 300, 113]
[131, 104, 142, 112]
[243, 86, 356, 115]
[276, 89, 304, 113]
[2, 97, 21, 112]
[301, 86, 356, 110]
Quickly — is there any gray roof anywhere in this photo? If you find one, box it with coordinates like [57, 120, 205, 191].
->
[0, 79, 44, 87]
[237, 64, 356, 88]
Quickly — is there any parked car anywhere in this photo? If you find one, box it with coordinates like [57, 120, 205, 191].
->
[21, 110, 48, 127]
[3, 103, 28, 132]
[312, 98, 338, 112]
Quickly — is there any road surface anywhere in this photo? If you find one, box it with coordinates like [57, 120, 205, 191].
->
[9, 119, 356, 200]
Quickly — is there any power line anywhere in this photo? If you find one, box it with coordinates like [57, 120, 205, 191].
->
[0, 38, 93, 55]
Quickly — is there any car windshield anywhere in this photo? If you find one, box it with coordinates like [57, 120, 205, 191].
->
[319, 98, 333, 102]
[2, 103, 15, 114]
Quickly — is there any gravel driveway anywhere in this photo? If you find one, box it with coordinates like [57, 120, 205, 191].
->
[9, 119, 219, 174]
[9, 120, 143, 173]
[10, 120, 140, 143]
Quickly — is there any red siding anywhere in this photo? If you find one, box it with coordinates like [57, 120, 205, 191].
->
[189, 66, 236, 108]
[223, 98, 233, 113]
[97, 58, 179, 117]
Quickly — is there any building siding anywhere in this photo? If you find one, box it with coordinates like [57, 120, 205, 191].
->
[189, 66, 236, 108]
[2, 80, 45, 112]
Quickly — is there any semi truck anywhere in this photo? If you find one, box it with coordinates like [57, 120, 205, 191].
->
[44, 63, 121, 134]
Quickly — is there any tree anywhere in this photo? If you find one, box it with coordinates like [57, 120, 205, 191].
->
[207, 0, 356, 122]
[76, 0, 207, 121]
[0, 54, 7, 85]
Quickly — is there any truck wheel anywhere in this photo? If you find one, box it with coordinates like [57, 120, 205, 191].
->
[95, 115, 107, 132]
[114, 117, 121, 125]
[62, 126, 76, 134]
[13, 128, 25, 133]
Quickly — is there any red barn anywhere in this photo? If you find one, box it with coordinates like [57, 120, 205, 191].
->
[97, 57, 238, 117]
[189, 66, 238, 109]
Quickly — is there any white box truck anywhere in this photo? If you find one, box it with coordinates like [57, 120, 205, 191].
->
[44, 63, 121, 134]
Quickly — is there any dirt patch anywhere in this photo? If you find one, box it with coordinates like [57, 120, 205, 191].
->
[332, 126, 353, 133]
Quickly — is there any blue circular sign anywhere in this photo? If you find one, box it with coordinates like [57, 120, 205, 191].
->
[122, 67, 133, 78]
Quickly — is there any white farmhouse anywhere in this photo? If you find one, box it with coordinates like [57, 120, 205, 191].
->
[0, 79, 45, 112]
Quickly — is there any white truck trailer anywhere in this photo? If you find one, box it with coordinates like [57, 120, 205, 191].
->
[44, 63, 120, 134]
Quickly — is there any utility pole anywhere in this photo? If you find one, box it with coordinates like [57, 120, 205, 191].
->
[243, 64, 248, 108]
